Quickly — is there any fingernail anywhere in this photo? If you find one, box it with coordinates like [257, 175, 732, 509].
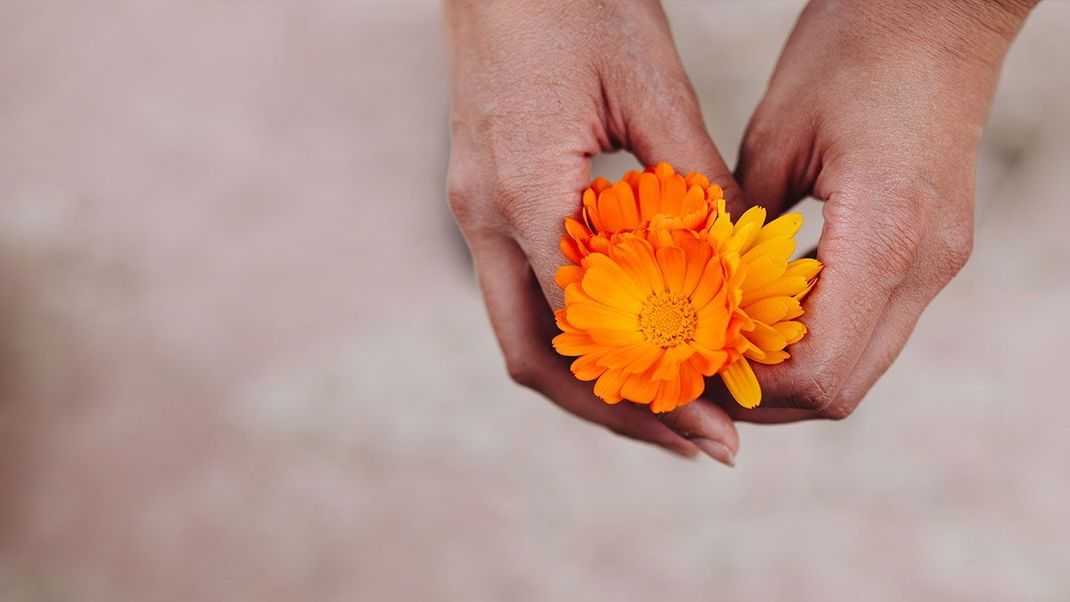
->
[691, 438, 735, 467]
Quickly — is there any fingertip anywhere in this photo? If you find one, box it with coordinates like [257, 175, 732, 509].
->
[657, 400, 740, 463]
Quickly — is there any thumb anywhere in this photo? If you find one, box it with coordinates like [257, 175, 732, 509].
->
[733, 106, 814, 219]
[619, 77, 746, 215]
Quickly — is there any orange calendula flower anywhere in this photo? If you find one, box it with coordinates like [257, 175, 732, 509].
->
[559, 162, 725, 265]
[552, 163, 822, 412]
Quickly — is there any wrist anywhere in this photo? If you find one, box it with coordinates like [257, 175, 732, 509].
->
[817, 0, 1032, 66]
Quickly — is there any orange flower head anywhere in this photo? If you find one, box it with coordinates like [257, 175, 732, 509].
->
[559, 162, 725, 265]
[553, 163, 822, 413]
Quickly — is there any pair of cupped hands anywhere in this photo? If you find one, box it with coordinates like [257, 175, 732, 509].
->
[444, 0, 1033, 465]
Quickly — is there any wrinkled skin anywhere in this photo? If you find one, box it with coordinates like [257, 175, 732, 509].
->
[444, 0, 1035, 464]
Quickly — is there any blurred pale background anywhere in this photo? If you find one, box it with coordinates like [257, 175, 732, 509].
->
[1, 2, 1068, 601]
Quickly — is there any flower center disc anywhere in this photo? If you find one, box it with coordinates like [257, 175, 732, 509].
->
[639, 294, 697, 348]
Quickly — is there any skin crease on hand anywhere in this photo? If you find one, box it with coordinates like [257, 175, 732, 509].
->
[443, 0, 1037, 464]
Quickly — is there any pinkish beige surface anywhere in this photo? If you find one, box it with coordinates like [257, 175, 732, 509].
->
[1, 2, 1068, 601]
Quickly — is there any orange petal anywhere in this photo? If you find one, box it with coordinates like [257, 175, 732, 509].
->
[582, 254, 647, 310]
[650, 375, 683, 413]
[560, 238, 583, 265]
[555, 265, 584, 289]
[610, 237, 664, 294]
[566, 300, 638, 331]
[612, 181, 641, 229]
[552, 331, 600, 356]
[594, 369, 627, 404]
[690, 257, 725, 309]
[565, 217, 591, 243]
[623, 344, 663, 375]
[659, 173, 687, 215]
[684, 172, 709, 188]
[582, 189, 603, 232]
[678, 360, 706, 405]
[597, 188, 626, 232]
[599, 343, 655, 371]
[638, 172, 661, 221]
[571, 353, 608, 381]
[620, 367, 659, 404]
[655, 246, 687, 294]
[690, 343, 728, 376]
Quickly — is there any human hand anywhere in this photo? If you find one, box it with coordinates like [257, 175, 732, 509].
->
[444, 0, 744, 464]
[726, 0, 1035, 422]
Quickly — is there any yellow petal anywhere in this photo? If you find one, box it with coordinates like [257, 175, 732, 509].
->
[773, 320, 807, 345]
[740, 275, 809, 306]
[742, 296, 791, 324]
[784, 258, 823, 281]
[733, 206, 767, 251]
[721, 358, 761, 408]
[753, 213, 803, 247]
[742, 236, 796, 265]
[748, 349, 789, 365]
[744, 321, 788, 352]
[741, 255, 787, 291]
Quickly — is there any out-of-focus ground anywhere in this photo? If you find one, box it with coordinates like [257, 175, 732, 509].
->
[0, 2, 1068, 601]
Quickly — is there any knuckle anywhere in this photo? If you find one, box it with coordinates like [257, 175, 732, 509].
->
[867, 206, 926, 275]
[504, 353, 541, 389]
[445, 175, 473, 215]
[932, 219, 974, 277]
[788, 373, 838, 413]
[445, 157, 482, 225]
[820, 401, 856, 421]
[828, 181, 930, 284]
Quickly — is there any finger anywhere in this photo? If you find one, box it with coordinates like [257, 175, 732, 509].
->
[657, 400, 740, 466]
[830, 216, 972, 416]
[723, 228, 962, 424]
[472, 232, 712, 458]
[733, 180, 928, 413]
